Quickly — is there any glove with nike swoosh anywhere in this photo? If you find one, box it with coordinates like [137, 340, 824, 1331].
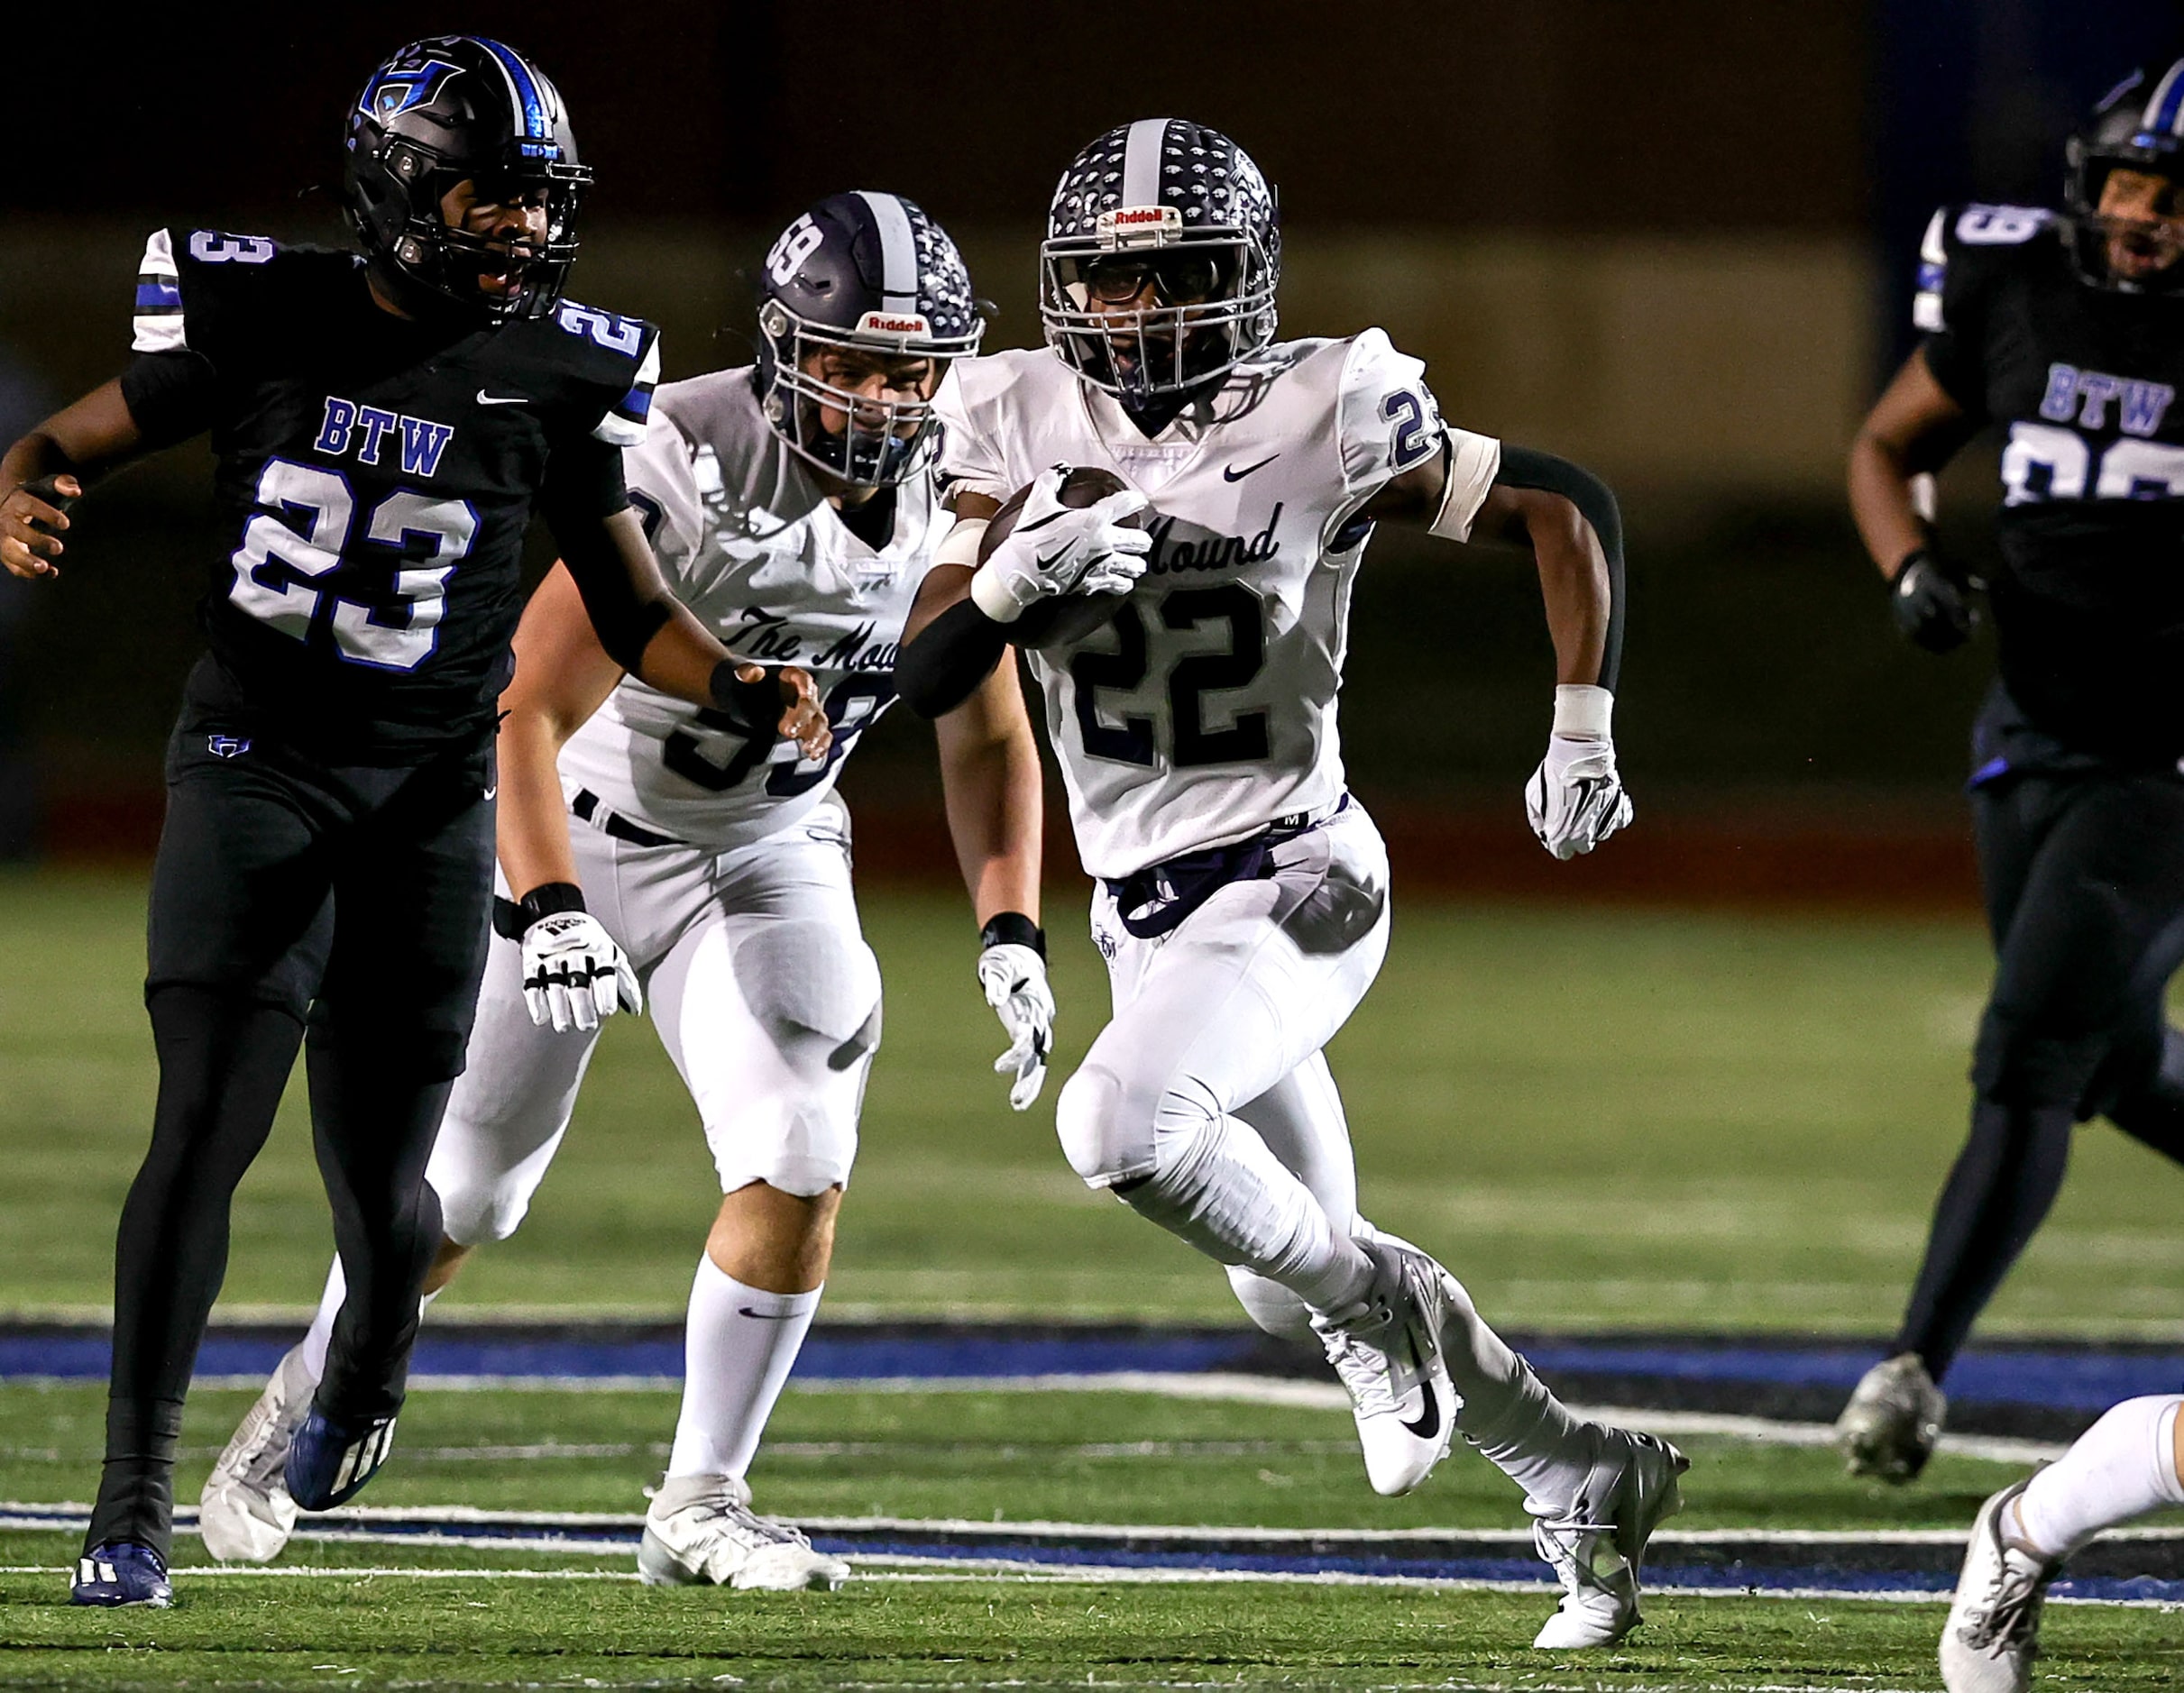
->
[976, 914, 1055, 1112]
[968, 464, 1152, 623]
[1527, 735, 1633, 860]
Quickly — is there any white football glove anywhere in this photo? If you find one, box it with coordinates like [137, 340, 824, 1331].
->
[977, 942, 1055, 1111]
[520, 911, 643, 1032]
[969, 465, 1152, 622]
[1526, 736, 1634, 860]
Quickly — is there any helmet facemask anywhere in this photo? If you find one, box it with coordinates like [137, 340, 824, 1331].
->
[372, 144, 590, 321]
[757, 299, 977, 488]
[1041, 217, 1276, 406]
[2063, 66, 2184, 295]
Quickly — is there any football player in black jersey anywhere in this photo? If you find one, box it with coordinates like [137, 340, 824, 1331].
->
[1836, 62, 2184, 1485]
[0, 37, 828, 1606]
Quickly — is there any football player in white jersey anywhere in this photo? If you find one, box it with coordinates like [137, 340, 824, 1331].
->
[895, 120, 1679, 1649]
[200, 193, 1053, 1592]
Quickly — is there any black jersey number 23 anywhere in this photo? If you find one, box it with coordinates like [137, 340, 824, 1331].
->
[228, 456, 476, 672]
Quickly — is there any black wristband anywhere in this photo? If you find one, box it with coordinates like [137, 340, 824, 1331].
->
[709, 659, 781, 725]
[980, 911, 1046, 958]
[492, 881, 587, 940]
[1893, 545, 1935, 584]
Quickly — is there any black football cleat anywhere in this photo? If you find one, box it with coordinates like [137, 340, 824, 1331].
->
[284, 1406, 399, 1511]
[71, 1541, 173, 1607]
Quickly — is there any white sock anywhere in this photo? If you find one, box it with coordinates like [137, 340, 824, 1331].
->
[1437, 1270, 1600, 1518]
[1118, 1114, 1372, 1314]
[298, 1257, 441, 1384]
[2013, 1395, 2184, 1560]
[664, 1258, 821, 1481]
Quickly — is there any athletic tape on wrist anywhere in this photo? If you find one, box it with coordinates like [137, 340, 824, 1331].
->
[1552, 683, 1613, 741]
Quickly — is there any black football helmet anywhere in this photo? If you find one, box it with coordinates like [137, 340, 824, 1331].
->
[344, 36, 590, 322]
[1039, 119, 1280, 405]
[2064, 61, 2184, 293]
[756, 191, 982, 487]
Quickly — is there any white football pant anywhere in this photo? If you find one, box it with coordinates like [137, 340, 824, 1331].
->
[430, 796, 881, 1246]
[1055, 802, 1388, 1332]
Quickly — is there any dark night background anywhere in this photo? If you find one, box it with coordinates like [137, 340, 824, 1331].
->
[2, 0, 2179, 889]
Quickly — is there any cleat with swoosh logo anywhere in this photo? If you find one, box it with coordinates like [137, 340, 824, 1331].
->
[1311, 1237, 1458, 1496]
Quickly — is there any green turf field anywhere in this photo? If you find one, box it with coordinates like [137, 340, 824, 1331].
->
[5, 1381, 2183, 1689]
[5, 866, 2182, 1333]
[10, 866, 2184, 1688]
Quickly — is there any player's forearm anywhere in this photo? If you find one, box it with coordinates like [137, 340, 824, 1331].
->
[936, 680, 1043, 927]
[1848, 431, 1930, 581]
[1529, 504, 1611, 688]
[495, 714, 581, 901]
[2, 381, 146, 492]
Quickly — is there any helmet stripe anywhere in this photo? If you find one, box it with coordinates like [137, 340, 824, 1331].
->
[1121, 118, 1170, 208]
[469, 37, 551, 142]
[855, 190, 920, 313]
[2144, 58, 2184, 136]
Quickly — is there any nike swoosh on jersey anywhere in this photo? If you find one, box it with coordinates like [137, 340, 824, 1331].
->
[475, 390, 530, 407]
[1223, 454, 1280, 481]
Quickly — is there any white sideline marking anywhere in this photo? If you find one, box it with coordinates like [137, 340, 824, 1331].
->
[0, 1368, 2097, 1461]
[15, 1499, 2184, 1549]
[2, 1556, 2175, 1617]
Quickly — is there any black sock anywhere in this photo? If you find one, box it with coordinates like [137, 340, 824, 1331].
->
[86, 987, 302, 1559]
[1891, 1097, 2075, 1383]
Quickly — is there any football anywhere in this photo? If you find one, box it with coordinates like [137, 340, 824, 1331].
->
[978, 465, 1147, 648]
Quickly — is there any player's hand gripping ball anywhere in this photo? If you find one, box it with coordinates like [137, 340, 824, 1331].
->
[1527, 736, 1634, 860]
[973, 464, 1152, 647]
[521, 911, 643, 1033]
[977, 942, 1056, 1111]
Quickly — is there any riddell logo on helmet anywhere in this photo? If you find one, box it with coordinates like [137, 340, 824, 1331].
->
[856, 311, 930, 337]
[1097, 205, 1183, 246]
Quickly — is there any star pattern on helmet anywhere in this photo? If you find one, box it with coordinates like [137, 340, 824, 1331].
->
[900, 199, 977, 338]
[1048, 120, 1275, 241]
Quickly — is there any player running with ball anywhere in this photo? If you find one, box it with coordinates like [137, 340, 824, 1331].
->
[895, 118, 1683, 1650]
[203, 193, 1048, 1592]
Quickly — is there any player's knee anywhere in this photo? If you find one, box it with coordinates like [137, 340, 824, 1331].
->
[1226, 1266, 1316, 1344]
[710, 1101, 859, 1198]
[1973, 1002, 2113, 1108]
[432, 1168, 533, 1247]
[1055, 1060, 1170, 1187]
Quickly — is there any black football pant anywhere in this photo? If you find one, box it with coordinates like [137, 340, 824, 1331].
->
[85, 712, 493, 1560]
[1893, 766, 2184, 1383]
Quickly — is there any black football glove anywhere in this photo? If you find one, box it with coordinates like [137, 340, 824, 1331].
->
[1889, 548, 1978, 654]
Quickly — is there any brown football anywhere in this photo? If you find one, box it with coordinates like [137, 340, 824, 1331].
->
[977, 465, 1146, 649]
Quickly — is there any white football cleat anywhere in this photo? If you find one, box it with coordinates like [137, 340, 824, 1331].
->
[1941, 1480, 2054, 1693]
[1531, 1427, 1689, 1649]
[198, 1341, 318, 1562]
[1311, 1237, 1458, 1496]
[1836, 1352, 1947, 1483]
[638, 1474, 849, 1592]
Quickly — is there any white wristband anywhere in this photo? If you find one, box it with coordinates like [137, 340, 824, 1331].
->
[1552, 683, 1613, 740]
[969, 562, 1025, 624]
